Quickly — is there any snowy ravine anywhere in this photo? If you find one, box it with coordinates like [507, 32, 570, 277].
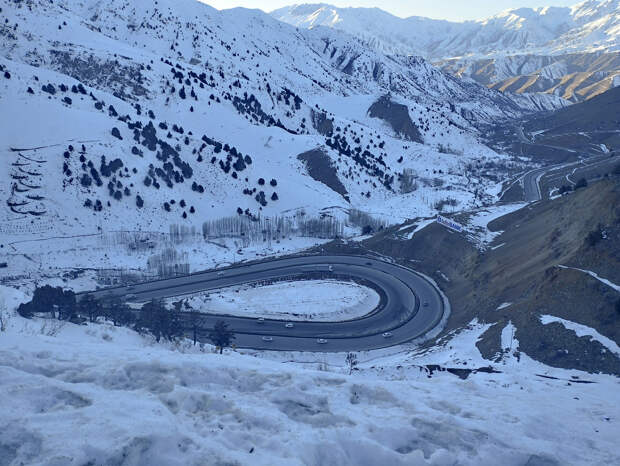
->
[1, 288, 619, 465]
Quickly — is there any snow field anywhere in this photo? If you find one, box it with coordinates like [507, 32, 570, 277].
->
[177, 279, 380, 321]
[1, 288, 619, 466]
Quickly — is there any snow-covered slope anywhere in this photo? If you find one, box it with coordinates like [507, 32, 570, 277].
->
[1, 288, 619, 465]
[1, 0, 548, 243]
[272, 1, 620, 101]
[272, 1, 620, 58]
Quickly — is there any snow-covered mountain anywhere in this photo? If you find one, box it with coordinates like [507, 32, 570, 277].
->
[272, 1, 620, 101]
[1, 0, 557, 241]
[272, 1, 620, 58]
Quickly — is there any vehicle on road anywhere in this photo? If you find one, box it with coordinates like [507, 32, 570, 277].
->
[126, 285, 135, 291]
[328, 265, 334, 272]
[423, 301, 429, 307]
[365, 262, 372, 266]
[80, 255, 445, 352]
[262, 336, 273, 342]
[382, 332, 393, 338]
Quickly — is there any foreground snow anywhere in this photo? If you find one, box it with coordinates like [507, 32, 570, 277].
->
[1, 287, 619, 465]
[178, 279, 380, 322]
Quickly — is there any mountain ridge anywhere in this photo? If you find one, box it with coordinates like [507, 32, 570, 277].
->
[271, 1, 620, 58]
[2, 0, 557, 242]
[271, 1, 620, 101]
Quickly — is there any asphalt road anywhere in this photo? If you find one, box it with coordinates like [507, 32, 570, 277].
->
[82, 256, 445, 352]
[517, 125, 617, 201]
[521, 155, 617, 201]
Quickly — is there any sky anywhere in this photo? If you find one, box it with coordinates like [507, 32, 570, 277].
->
[203, 0, 581, 21]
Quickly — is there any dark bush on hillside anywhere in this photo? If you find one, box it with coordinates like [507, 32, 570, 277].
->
[574, 178, 587, 190]
[136, 195, 144, 208]
[585, 228, 602, 247]
[100, 158, 123, 177]
[613, 164, 620, 176]
[17, 302, 34, 318]
[111, 127, 123, 140]
[103, 298, 134, 327]
[255, 191, 267, 207]
[80, 174, 92, 187]
[18, 285, 76, 319]
[42, 84, 56, 94]
[135, 299, 182, 342]
[615, 298, 620, 315]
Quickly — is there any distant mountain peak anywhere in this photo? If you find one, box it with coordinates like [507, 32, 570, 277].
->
[271, 0, 618, 59]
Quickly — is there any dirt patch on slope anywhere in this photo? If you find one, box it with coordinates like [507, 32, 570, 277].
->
[368, 95, 423, 143]
[297, 148, 349, 202]
[362, 178, 620, 374]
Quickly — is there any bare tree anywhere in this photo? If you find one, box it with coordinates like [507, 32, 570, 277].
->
[78, 294, 102, 323]
[209, 320, 235, 354]
[345, 352, 358, 374]
[399, 168, 418, 194]
[103, 297, 134, 327]
[136, 299, 182, 342]
[180, 300, 203, 346]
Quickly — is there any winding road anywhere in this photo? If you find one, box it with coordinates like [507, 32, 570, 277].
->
[521, 155, 618, 201]
[82, 256, 445, 352]
[517, 125, 617, 201]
